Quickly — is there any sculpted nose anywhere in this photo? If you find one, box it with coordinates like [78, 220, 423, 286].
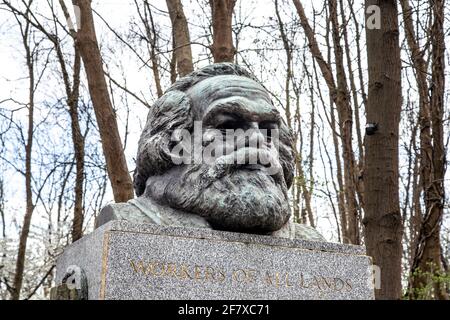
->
[246, 122, 266, 148]
[248, 122, 259, 130]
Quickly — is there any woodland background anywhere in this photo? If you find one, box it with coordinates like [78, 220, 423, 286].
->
[0, 0, 449, 300]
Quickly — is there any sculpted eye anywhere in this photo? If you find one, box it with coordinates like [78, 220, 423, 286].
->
[259, 121, 279, 130]
[259, 121, 278, 142]
[216, 119, 245, 131]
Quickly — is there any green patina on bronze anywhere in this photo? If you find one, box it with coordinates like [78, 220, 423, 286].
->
[96, 63, 324, 242]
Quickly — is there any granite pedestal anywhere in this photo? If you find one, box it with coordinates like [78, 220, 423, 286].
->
[54, 221, 375, 300]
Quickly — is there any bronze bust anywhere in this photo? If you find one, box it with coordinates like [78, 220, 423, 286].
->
[96, 63, 324, 241]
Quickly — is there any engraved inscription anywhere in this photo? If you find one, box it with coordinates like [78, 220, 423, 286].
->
[129, 260, 353, 293]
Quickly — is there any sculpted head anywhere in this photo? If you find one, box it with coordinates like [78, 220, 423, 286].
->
[133, 63, 295, 234]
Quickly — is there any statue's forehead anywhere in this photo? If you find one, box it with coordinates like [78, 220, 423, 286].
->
[187, 75, 273, 112]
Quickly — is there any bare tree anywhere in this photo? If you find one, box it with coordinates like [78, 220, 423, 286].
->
[291, 0, 360, 244]
[401, 0, 448, 299]
[166, 0, 194, 76]
[134, 0, 164, 97]
[10, 0, 37, 300]
[5, 0, 88, 242]
[57, 1, 85, 242]
[73, 0, 134, 202]
[364, 0, 403, 300]
[209, 0, 237, 62]
[328, 0, 359, 244]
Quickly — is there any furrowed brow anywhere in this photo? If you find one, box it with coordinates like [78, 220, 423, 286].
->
[203, 99, 280, 124]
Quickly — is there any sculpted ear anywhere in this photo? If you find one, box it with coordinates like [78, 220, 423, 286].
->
[134, 91, 193, 196]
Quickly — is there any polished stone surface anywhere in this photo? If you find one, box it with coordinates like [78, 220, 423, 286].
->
[55, 221, 374, 300]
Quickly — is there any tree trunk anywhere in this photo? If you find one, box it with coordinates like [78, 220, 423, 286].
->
[330, 97, 348, 242]
[170, 30, 178, 83]
[275, 0, 316, 227]
[69, 49, 84, 242]
[166, 0, 194, 77]
[137, 0, 163, 97]
[328, 0, 360, 245]
[74, 0, 134, 202]
[340, 0, 365, 216]
[364, 0, 403, 300]
[209, 0, 236, 63]
[292, 0, 359, 243]
[11, 14, 35, 300]
[409, 0, 448, 300]
[275, 0, 292, 127]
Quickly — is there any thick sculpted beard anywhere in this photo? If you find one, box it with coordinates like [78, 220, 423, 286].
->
[145, 152, 291, 233]
[181, 169, 291, 233]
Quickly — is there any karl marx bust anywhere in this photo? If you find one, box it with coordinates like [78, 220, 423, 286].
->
[96, 63, 324, 241]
